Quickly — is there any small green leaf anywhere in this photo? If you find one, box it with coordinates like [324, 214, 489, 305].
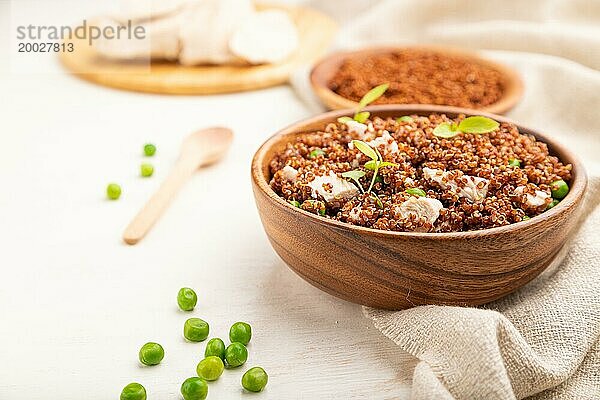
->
[309, 148, 325, 159]
[341, 170, 366, 180]
[457, 116, 499, 134]
[353, 111, 370, 123]
[365, 160, 397, 170]
[406, 188, 426, 197]
[351, 140, 378, 161]
[358, 83, 389, 109]
[396, 116, 413, 123]
[288, 200, 300, 208]
[432, 122, 460, 138]
[337, 116, 353, 123]
[508, 158, 521, 168]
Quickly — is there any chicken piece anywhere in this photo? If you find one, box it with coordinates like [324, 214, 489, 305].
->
[514, 186, 550, 208]
[281, 165, 298, 183]
[423, 167, 489, 203]
[308, 171, 359, 204]
[229, 10, 299, 64]
[367, 130, 399, 155]
[394, 197, 444, 232]
[94, 14, 182, 61]
[179, 0, 254, 65]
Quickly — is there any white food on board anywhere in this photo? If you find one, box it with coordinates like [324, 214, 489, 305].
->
[179, 0, 254, 65]
[96, 0, 298, 66]
[229, 10, 299, 64]
[308, 171, 359, 203]
[110, 0, 193, 23]
[394, 197, 444, 232]
[423, 167, 489, 203]
[94, 14, 182, 61]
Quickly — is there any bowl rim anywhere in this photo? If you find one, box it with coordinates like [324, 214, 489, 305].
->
[309, 44, 524, 115]
[251, 104, 587, 240]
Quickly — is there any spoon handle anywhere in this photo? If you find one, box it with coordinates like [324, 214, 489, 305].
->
[123, 157, 196, 245]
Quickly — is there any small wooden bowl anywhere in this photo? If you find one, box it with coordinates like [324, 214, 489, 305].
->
[251, 105, 587, 310]
[310, 46, 524, 115]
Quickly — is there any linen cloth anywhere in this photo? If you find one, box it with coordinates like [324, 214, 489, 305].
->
[293, 0, 600, 398]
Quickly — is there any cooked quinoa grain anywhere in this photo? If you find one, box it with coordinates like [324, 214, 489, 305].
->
[329, 50, 505, 109]
[269, 114, 572, 232]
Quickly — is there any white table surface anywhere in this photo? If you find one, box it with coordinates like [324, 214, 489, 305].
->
[0, 1, 410, 398]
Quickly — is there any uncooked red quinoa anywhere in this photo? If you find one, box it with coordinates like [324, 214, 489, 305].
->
[329, 50, 505, 109]
[269, 114, 572, 233]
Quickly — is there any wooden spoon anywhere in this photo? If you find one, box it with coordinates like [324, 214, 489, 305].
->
[123, 127, 234, 245]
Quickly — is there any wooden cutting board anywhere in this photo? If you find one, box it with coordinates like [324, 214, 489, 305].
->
[59, 4, 336, 95]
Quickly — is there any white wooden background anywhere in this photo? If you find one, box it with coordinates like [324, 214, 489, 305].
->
[0, 1, 410, 398]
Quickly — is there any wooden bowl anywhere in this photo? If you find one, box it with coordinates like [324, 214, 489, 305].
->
[251, 105, 587, 310]
[310, 46, 524, 115]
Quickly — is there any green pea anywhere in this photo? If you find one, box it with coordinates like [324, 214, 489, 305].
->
[143, 143, 156, 157]
[120, 382, 146, 400]
[405, 188, 426, 197]
[547, 199, 560, 210]
[550, 179, 569, 199]
[196, 356, 224, 381]
[138, 342, 164, 366]
[242, 367, 268, 393]
[508, 158, 521, 167]
[229, 322, 252, 346]
[225, 342, 248, 368]
[204, 338, 226, 360]
[140, 163, 154, 177]
[309, 148, 325, 159]
[288, 200, 301, 208]
[180, 377, 208, 400]
[106, 183, 122, 200]
[183, 318, 209, 342]
[177, 287, 197, 311]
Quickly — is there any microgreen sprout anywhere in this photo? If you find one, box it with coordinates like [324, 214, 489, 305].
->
[288, 200, 300, 208]
[433, 116, 499, 138]
[396, 116, 414, 123]
[341, 140, 397, 204]
[406, 188, 426, 197]
[337, 83, 389, 124]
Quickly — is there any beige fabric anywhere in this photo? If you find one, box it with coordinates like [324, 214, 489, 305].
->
[294, 0, 600, 398]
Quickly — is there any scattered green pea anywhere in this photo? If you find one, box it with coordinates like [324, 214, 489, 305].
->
[225, 342, 248, 368]
[183, 318, 209, 342]
[242, 367, 269, 393]
[229, 322, 252, 346]
[309, 148, 325, 159]
[120, 382, 146, 400]
[138, 342, 164, 366]
[143, 143, 156, 157]
[196, 356, 225, 381]
[180, 377, 208, 400]
[204, 338, 226, 360]
[508, 158, 521, 167]
[177, 287, 197, 311]
[405, 188, 426, 197]
[547, 199, 560, 209]
[106, 183, 122, 200]
[140, 163, 154, 177]
[550, 179, 569, 199]
[288, 200, 300, 208]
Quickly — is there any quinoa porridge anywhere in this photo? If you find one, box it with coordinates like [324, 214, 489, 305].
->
[269, 114, 572, 233]
[328, 49, 505, 109]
